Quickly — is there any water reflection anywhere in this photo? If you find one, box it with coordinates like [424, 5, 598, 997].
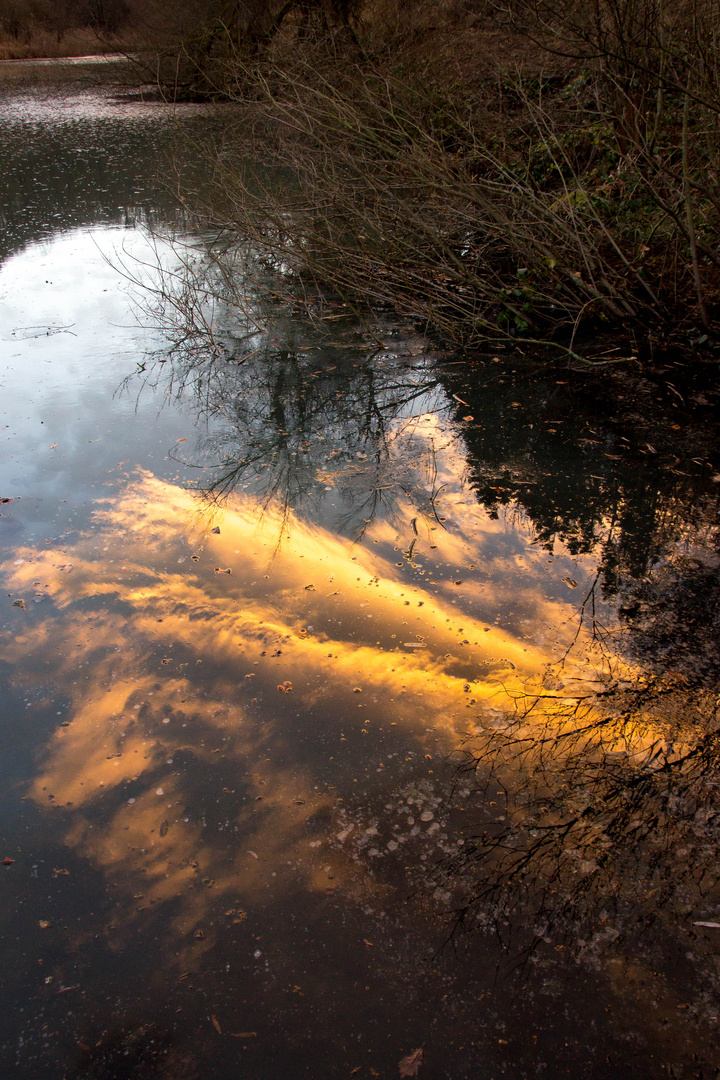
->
[0, 471, 612, 1075]
[442, 364, 720, 593]
[126, 236, 454, 540]
[4, 65, 720, 1079]
[0, 63, 224, 264]
[3, 469, 577, 915]
[3, 471, 719, 1075]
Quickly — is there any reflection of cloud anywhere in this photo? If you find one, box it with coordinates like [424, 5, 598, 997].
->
[2, 472, 604, 957]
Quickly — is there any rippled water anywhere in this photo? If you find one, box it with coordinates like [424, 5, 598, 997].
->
[1, 60, 720, 1080]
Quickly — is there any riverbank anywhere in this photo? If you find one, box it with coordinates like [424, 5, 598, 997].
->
[0, 28, 132, 61]
[142, 0, 719, 366]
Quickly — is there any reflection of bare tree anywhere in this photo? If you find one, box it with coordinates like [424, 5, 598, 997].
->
[127, 235, 453, 538]
[439, 595, 720, 965]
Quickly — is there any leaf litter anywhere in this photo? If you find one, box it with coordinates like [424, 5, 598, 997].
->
[399, 1047, 424, 1077]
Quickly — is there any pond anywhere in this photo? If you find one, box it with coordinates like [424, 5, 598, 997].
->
[1, 59, 720, 1080]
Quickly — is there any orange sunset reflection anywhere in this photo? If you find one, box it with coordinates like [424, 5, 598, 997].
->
[1, 471, 612, 959]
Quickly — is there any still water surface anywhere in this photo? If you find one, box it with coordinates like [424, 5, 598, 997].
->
[1, 61, 720, 1079]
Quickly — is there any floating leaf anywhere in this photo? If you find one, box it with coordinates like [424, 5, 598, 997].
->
[278, 681, 293, 693]
[159, 820, 169, 837]
[211, 526, 221, 534]
[2, 856, 15, 866]
[562, 577, 578, 588]
[211, 1015, 222, 1034]
[12, 599, 25, 610]
[399, 1048, 424, 1077]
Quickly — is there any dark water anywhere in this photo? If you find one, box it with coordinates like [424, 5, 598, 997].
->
[1, 60, 720, 1080]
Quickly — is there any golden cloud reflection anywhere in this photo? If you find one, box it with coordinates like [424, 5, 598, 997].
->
[2, 471, 609, 961]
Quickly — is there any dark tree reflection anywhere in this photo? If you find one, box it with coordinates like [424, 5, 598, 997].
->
[441, 363, 720, 593]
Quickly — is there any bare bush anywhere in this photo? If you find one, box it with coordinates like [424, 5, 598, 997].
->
[179, 31, 717, 359]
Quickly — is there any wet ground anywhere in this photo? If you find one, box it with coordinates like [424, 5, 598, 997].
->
[1, 60, 720, 1079]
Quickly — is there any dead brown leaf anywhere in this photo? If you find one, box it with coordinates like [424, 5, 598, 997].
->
[399, 1048, 424, 1077]
[211, 1015, 222, 1034]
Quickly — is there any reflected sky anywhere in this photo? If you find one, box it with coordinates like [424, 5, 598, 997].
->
[2, 64, 720, 1080]
[2, 472, 580, 916]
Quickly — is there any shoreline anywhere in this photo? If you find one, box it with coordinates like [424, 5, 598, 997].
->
[0, 53, 126, 65]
